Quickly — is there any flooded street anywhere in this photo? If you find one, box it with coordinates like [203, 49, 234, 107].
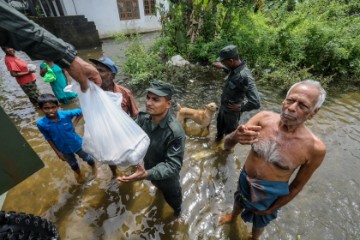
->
[1, 35, 359, 240]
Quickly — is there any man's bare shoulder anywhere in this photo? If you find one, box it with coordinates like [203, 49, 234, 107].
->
[258, 110, 279, 117]
[312, 132, 326, 154]
[253, 111, 280, 124]
[304, 130, 326, 166]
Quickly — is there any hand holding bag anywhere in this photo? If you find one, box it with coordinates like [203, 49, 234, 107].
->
[71, 80, 150, 167]
[43, 64, 56, 83]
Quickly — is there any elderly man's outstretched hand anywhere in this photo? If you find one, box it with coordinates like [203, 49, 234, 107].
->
[67, 56, 102, 91]
[235, 125, 262, 144]
[224, 124, 262, 150]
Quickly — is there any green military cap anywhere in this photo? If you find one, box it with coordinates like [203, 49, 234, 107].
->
[217, 45, 239, 62]
[147, 80, 175, 98]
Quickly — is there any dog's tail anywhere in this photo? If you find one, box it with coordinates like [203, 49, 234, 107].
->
[176, 103, 182, 111]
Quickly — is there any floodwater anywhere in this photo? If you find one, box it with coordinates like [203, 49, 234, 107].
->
[1, 35, 359, 240]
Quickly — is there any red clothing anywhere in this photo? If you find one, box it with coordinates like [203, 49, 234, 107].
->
[113, 83, 139, 118]
[4, 55, 36, 85]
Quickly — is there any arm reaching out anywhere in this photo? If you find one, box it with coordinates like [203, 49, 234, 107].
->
[224, 125, 262, 149]
[117, 163, 148, 182]
[0, 3, 101, 91]
[224, 111, 271, 149]
[66, 57, 102, 91]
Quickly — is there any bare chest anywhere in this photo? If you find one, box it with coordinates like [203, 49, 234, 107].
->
[252, 131, 308, 171]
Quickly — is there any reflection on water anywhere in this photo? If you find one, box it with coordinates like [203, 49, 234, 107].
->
[1, 36, 359, 239]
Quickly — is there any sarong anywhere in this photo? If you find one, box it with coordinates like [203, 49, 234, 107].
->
[234, 170, 289, 228]
[20, 81, 40, 103]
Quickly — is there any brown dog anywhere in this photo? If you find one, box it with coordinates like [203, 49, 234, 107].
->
[176, 102, 218, 132]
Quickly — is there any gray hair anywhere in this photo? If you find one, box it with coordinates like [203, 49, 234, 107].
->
[286, 80, 326, 109]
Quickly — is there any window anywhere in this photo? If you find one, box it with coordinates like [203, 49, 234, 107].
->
[117, 0, 140, 20]
[143, 0, 156, 15]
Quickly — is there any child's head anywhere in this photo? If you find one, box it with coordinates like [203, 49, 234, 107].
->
[38, 94, 59, 109]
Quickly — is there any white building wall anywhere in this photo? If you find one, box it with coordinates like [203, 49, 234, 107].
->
[61, 0, 166, 38]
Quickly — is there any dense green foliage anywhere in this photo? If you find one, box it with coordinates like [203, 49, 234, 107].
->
[111, 33, 164, 84]
[123, 0, 360, 90]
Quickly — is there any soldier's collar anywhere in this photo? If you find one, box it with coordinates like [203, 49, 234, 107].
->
[232, 61, 246, 73]
[144, 109, 172, 128]
[158, 109, 172, 128]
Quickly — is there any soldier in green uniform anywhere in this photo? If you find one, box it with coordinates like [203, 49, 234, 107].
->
[213, 45, 261, 141]
[118, 81, 186, 217]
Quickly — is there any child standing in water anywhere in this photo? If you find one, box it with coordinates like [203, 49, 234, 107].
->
[36, 94, 96, 180]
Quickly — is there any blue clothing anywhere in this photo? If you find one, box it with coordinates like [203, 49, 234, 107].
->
[234, 170, 289, 228]
[37, 109, 83, 154]
[40, 62, 77, 104]
[63, 149, 95, 171]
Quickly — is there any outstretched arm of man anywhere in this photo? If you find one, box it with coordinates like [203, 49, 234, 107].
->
[224, 125, 262, 149]
[66, 57, 101, 91]
[0, 2, 101, 91]
[118, 136, 184, 182]
[117, 163, 148, 182]
[224, 111, 265, 150]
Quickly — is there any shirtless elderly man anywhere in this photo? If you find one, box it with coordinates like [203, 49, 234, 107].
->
[220, 80, 327, 239]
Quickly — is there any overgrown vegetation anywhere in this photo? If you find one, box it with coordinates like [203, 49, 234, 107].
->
[111, 33, 164, 84]
[121, 0, 360, 91]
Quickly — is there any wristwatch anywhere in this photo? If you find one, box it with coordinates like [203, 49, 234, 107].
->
[55, 43, 77, 68]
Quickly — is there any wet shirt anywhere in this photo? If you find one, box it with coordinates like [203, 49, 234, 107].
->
[136, 110, 185, 181]
[221, 62, 260, 112]
[37, 109, 83, 154]
[113, 83, 139, 118]
[4, 55, 36, 85]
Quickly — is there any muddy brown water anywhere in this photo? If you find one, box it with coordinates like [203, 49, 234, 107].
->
[0, 35, 359, 239]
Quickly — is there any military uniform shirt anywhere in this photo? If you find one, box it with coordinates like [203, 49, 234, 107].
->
[136, 110, 185, 181]
[221, 62, 260, 112]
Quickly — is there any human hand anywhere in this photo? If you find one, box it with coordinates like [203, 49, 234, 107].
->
[117, 163, 148, 183]
[227, 102, 241, 112]
[212, 61, 225, 69]
[66, 56, 102, 91]
[234, 125, 262, 145]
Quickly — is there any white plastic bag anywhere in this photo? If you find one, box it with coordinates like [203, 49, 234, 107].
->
[106, 91, 123, 106]
[27, 64, 36, 72]
[71, 80, 149, 167]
